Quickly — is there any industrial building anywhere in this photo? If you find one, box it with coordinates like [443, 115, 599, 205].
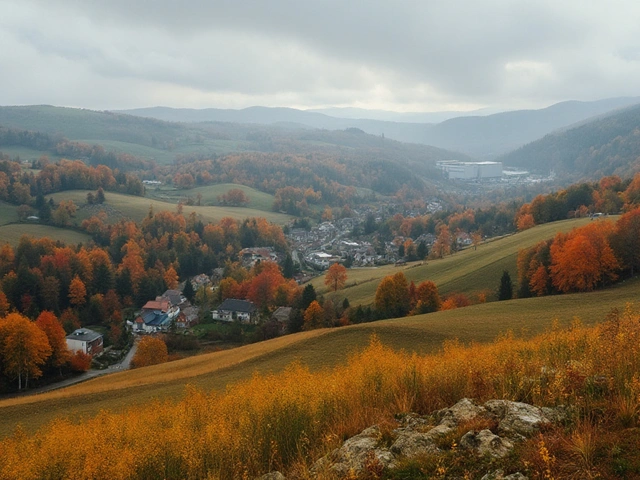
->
[437, 161, 503, 180]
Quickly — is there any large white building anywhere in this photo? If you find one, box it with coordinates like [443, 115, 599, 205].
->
[437, 161, 503, 180]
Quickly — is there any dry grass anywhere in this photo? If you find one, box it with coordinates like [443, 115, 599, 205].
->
[0, 276, 638, 438]
[2, 306, 640, 479]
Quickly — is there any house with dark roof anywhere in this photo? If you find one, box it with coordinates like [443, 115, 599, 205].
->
[212, 299, 257, 324]
[159, 289, 186, 307]
[66, 328, 103, 355]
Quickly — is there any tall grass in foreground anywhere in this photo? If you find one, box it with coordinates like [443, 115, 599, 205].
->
[1, 307, 639, 479]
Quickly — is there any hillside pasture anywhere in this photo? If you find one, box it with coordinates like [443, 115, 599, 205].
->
[0, 224, 91, 246]
[0, 202, 18, 225]
[0, 146, 63, 163]
[147, 183, 276, 212]
[316, 217, 607, 305]
[46, 190, 292, 225]
[0, 275, 637, 437]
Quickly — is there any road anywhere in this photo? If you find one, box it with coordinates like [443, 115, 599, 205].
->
[3, 339, 139, 398]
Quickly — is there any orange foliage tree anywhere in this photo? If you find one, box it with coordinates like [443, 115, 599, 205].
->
[35, 311, 70, 372]
[247, 262, 286, 310]
[410, 280, 441, 315]
[610, 206, 640, 276]
[303, 300, 324, 330]
[0, 313, 51, 389]
[431, 225, 452, 258]
[68, 275, 87, 307]
[220, 188, 250, 206]
[69, 350, 92, 372]
[132, 337, 168, 368]
[550, 221, 619, 292]
[163, 265, 179, 290]
[324, 263, 347, 292]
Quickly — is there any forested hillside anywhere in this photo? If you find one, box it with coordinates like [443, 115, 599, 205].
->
[499, 103, 640, 180]
[121, 97, 640, 158]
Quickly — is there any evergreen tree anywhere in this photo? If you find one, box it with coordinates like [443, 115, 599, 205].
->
[417, 241, 428, 260]
[282, 253, 294, 279]
[96, 187, 106, 204]
[287, 308, 304, 334]
[182, 278, 195, 302]
[498, 270, 514, 301]
[299, 284, 316, 311]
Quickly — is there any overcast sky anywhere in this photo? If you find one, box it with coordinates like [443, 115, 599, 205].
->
[2, 0, 640, 113]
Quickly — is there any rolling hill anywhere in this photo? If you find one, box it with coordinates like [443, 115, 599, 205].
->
[313, 217, 601, 305]
[0, 276, 637, 438]
[119, 97, 640, 158]
[499, 103, 640, 179]
[46, 190, 292, 225]
[0, 216, 634, 437]
[0, 106, 468, 178]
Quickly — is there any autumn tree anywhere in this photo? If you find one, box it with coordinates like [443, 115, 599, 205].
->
[497, 271, 513, 301]
[0, 313, 52, 389]
[69, 351, 92, 372]
[131, 336, 168, 368]
[431, 225, 452, 258]
[220, 188, 249, 206]
[550, 222, 620, 292]
[374, 272, 410, 318]
[610, 207, 640, 276]
[303, 300, 324, 330]
[163, 265, 179, 290]
[0, 290, 9, 317]
[516, 213, 535, 231]
[247, 262, 286, 309]
[324, 263, 347, 292]
[411, 280, 441, 314]
[69, 275, 87, 306]
[35, 311, 70, 373]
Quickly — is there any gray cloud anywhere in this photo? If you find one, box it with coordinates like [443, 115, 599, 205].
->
[1, 0, 640, 111]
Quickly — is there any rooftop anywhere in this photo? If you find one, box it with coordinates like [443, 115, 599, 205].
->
[66, 328, 102, 343]
[217, 298, 257, 313]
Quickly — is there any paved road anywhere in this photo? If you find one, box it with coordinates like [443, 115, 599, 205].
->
[3, 340, 139, 398]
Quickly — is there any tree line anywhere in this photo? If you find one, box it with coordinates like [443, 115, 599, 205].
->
[518, 206, 640, 297]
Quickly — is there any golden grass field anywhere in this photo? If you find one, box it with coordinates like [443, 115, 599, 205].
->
[0, 271, 637, 438]
[314, 217, 610, 305]
[47, 189, 292, 225]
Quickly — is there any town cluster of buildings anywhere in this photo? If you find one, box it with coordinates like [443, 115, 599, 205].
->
[132, 289, 200, 334]
[287, 204, 447, 272]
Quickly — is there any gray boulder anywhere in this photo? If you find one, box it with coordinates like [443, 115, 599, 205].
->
[459, 429, 513, 458]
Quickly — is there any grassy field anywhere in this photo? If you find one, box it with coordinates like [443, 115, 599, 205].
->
[47, 190, 292, 225]
[147, 183, 276, 212]
[0, 146, 63, 163]
[0, 224, 91, 247]
[314, 217, 609, 305]
[0, 274, 637, 438]
[0, 202, 18, 225]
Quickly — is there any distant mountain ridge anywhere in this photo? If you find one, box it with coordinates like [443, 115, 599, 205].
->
[117, 97, 640, 158]
[498, 103, 640, 180]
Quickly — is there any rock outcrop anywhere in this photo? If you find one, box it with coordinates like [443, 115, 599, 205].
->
[309, 398, 569, 479]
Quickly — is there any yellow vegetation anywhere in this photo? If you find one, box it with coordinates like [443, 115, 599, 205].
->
[1, 306, 639, 479]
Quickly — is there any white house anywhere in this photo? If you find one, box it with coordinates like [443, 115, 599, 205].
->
[66, 328, 103, 355]
[212, 299, 257, 324]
